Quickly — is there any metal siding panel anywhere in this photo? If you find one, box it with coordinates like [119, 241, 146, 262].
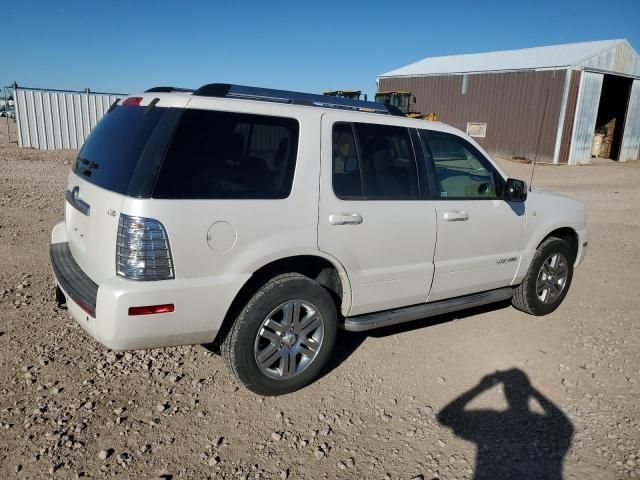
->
[61, 94, 71, 149]
[553, 69, 572, 163]
[12, 87, 125, 150]
[27, 91, 39, 149]
[89, 94, 97, 129]
[619, 79, 640, 162]
[70, 95, 80, 149]
[614, 45, 628, 73]
[43, 92, 55, 150]
[22, 91, 32, 148]
[57, 94, 65, 149]
[99, 96, 109, 118]
[583, 49, 614, 71]
[14, 89, 27, 148]
[568, 72, 604, 165]
[558, 71, 582, 163]
[51, 93, 62, 149]
[581, 43, 640, 77]
[379, 69, 564, 162]
[76, 95, 85, 148]
[35, 91, 48, 149]
[81, 94, 90, 144]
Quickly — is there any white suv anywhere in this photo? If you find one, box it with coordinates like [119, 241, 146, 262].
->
[51, 84, 588, 395]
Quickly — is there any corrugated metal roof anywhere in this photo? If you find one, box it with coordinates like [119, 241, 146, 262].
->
[379, 39, 637, 77]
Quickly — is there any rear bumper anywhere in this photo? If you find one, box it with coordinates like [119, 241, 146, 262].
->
[50, 225, 249, 350]
[50, 243, 98, 317]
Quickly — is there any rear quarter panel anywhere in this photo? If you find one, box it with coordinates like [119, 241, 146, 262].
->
[122, 99, 352, 312]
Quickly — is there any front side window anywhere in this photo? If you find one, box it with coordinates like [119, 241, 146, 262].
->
[421, 131, 501, 199]
[332, 122, 419, 200]
[154, 110, 298, 199]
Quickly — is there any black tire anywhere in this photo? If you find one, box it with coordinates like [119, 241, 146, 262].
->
[512, 237, 574, 316]
[221, 273, 337, 395]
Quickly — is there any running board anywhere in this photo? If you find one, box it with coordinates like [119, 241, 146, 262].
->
[342, 287, 513, 332]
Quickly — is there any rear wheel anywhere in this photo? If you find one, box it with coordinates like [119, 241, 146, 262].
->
[512, 237, 574, 316]
[221, 273, 337, 395]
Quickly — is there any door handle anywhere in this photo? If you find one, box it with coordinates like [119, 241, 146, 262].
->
[443, 210, 469, 222]
[329, 213, 363, 225]
[65, 186, 91, 216]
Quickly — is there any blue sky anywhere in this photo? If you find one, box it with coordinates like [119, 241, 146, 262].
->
[4, 0, 640, 98]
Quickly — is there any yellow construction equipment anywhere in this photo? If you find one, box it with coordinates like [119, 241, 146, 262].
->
[323, 90, 367, 101]
[374, 91, 422, 117]
[324, 89, 438, 120]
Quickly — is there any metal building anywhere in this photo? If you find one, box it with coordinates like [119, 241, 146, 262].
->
[13, 85, 125, 150]
[378, 39, 640, 164]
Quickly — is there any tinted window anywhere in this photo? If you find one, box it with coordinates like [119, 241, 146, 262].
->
[421, 131, 501, 199]
[74, 105, 167, 194]
[154, 110, 298, 199]
[332, 123, 362, 198]
[332, 122, 419, 200]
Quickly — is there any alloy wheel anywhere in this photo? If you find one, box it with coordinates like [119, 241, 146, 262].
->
[253, 300, 324, 379]
[536, 253, 569, 304]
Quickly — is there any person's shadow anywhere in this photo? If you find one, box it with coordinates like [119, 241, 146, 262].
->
[437, 368, 573, 480]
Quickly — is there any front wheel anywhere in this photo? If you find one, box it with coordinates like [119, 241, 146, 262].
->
[512, 237, 574, 316]
[221, 273, 337, 395]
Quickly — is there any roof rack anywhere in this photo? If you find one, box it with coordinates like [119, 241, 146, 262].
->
[192, 83, 403, 116]
[144, 86, 194, 93]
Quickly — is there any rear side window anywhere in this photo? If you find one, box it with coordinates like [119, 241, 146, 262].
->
[153, 110, 299, 199]
[332, 122, 419, 200]
[332, 123, 362, 198]
[74, 105, 167, 194]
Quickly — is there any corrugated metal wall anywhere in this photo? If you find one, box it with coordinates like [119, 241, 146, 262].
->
[378, 70, 566, 163]
[14, 87, 125, 150]
[567, 72, 604, 165]
[580, 42, 640, 77]
[558, 71, 582, 163]
[619, 79, 640, 162]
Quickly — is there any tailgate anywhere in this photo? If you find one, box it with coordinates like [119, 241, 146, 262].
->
[65, 174, 125, 284]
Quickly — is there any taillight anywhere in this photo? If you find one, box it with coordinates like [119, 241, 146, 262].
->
[116, 214, 174, 281]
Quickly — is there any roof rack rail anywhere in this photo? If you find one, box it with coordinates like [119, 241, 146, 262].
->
[192, 83, 403, 116]
[144, 86, 194, 93]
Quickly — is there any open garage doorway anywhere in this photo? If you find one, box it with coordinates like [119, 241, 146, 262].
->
[594, 74, 633, 160]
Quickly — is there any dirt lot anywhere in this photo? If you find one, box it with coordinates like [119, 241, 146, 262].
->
[1, 118, 639, 479]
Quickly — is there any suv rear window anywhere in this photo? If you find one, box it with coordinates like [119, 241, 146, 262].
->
[153, 110, 299, 199]
[73, 105, 168, 194]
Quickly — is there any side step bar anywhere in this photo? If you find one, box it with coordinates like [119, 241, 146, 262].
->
[342, 287, 513, 332]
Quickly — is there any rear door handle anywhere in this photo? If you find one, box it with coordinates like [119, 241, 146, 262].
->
[443, 210, 469, 222]
[65, 186, 90, 216]
[329, 213, 363, 225]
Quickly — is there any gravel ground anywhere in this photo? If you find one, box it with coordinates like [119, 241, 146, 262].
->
[1, 118, 639, 479]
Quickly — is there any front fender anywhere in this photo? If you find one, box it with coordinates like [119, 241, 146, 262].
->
[513, 191, 587, 284]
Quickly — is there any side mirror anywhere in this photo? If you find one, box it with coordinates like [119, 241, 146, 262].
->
[505, 178, 527, 202]
[412, 96, 417, 104]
